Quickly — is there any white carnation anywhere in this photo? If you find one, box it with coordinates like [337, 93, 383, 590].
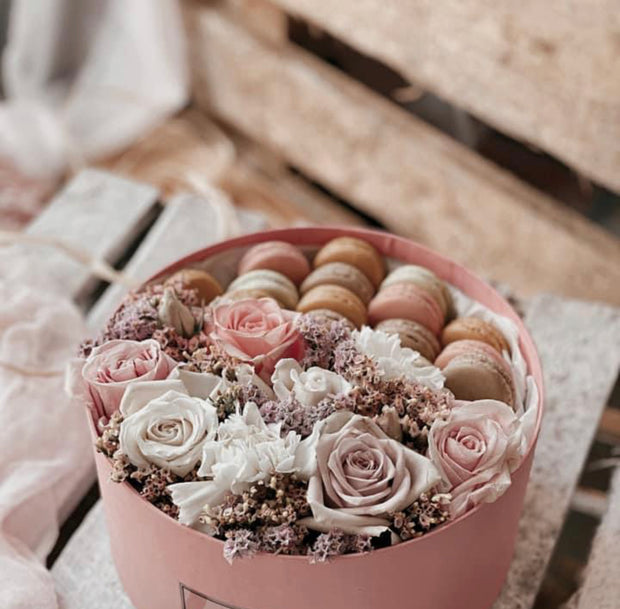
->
[352, 326, 445, 390]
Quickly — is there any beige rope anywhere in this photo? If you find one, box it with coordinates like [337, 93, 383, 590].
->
[0, 230, 141, 288]
[0, 360, 64, 377]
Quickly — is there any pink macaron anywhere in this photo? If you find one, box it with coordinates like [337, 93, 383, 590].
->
[368, 282, 445, 335]
[238, 241, 311, 286]
[435, 339, 516, 408]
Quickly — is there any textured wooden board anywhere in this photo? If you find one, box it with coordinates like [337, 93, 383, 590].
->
[493, 296, 620, 609]
[25, 169, 159, 306]
[51, 294, 620, 609]
[572, 467, 620, 609]
[87, 188, 266, 333]
[186, 6, 620, 305]
[268, 0, 620, 193]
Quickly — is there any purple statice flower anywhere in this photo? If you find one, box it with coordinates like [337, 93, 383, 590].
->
[259, 524, 307, 556]
[308, 529, 373, 563]
[297, 315, 352, 370]
[223, 530, 260, 564]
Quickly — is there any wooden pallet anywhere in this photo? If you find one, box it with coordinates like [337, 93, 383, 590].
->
[181, 0, 620, 307]
[23, 170, 619, 608]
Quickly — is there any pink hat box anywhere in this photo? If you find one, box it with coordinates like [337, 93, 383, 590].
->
[92, 226, 544, 609]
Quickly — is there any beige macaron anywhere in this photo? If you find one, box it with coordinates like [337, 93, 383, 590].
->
[297, 284, 367, 328]
[375, 318, 441, 362]
[442, 317, 510, 355]
[381, 264, 454, 320]
[301, 262, 375, 305]
[165, 268, 222, 304]
[227, 269, 299, 310]
[313, 237, 385, 288]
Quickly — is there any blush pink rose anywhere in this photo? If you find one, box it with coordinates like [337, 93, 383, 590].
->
[207, 298, 304, 381]
[428, 399, 525, 519]
[299, 412, 440, 537]
[81, 339, 176, 422]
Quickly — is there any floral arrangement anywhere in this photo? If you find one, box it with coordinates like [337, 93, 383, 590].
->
[69, 245, 532, 564]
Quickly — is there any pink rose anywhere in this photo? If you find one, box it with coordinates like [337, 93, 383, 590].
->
[81, 339, 176, 422]
[428, 399, 525, 519]
[299, 412, 440, 537]
[207, 298, 304, 381]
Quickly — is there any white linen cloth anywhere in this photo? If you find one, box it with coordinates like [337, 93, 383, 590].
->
[0, 252, 88, 609]
[0, 0, 188, 179]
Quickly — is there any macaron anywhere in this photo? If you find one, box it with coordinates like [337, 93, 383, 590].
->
[227, 269, 299, 310]
[305, 308, 356, 330]
[368, 282, 445, 335]
[165, 268, 222, 304]
[313, 237, 385, 288]
[297, 285, 367, 328]
[300, 262, 375, 305]
[435, 339, 515, 408]
[375, 318, 441, 362]
[238, 241, 310, 286]
[224, 288, 274, 303]
[442, 317, 510, 355]
[381, 265, 454, 320]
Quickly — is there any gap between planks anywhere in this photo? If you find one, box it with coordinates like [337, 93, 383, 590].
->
[267, 0, 620, 193]
[184, 4, 620, 306]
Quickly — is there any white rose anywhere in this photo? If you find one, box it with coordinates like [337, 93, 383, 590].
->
[298, 410, 440, 537]
[353, 327, 445, 390]
[168, 402, 313, 528]
[119, 389, 218, 476]
[272, 358, 351, 407]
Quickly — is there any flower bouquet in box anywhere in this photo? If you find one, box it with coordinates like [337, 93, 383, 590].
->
[68, 228, 542, 609]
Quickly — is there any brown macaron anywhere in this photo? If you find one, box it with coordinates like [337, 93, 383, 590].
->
[297, 284, 367, 328]
[435, 339, 515, 408]
[442, 317, 510, 355]
[305, 308, 356, 330]
[375, 318, 441, 362]
[301, 262, 375, 305]
[313, 237, 385, 288]
[165, 268, 222, 304]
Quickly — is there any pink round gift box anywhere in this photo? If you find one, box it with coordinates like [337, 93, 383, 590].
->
[93, 226, 544, 609]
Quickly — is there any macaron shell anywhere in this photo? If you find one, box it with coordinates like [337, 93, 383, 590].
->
[375, 318, 441, 362]
[304, 308, 356, 330]
[442, 317, 510, 354]
[300, 262, 375, 304]
[225, 288, 275, 303]
[381, 264, 453, 319]
[166, 268, 222, 304]
[227, 269, 299, 310]
[297, 284, 367, 328]
[435, 339, 509, 372]
[442, 354, 515, 407]
[238, 241, 310, 286]
[368, 282, 444, 335]
[313, 237, 385, 288]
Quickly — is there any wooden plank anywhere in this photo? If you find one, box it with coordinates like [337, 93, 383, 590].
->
[226, 0, 289, 46]
[185, 6, 620, 305]
[572, 467, 620, 609]
[598, 407, 620, 443]
[269, 0, 620, 193]
[22, 170, 160, 525]
[25, 169, 159, 306]
[493, 295, 620, 609]
[220, 132, 369, 228]
[87, 188, 266, 333]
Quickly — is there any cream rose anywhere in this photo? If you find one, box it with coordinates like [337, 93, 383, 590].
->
[119, 389, 218, 476]
[272, 358, 351, 407]
[299, 411, 440, 537]
[428, 399, 525, 518]
[80, 339, 176, 420]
